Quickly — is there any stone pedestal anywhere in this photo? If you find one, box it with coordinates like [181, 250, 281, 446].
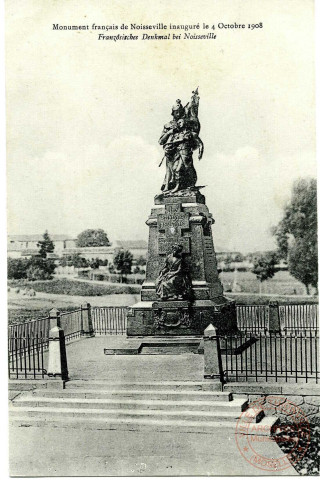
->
[127, 188, 237, 336]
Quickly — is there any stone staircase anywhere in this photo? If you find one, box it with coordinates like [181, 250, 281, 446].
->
[9, 380, 278, 434]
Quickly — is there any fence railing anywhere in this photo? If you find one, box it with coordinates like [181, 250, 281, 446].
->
[8, 302, 318, 381]
[92, 307, 127, 335]
[8, 306, 87, 380]
[8, 334, 47, 379]
[221, 330, 319, 383]
[8, 317, 50, 347]
[60, 309, 83, 341]
[236, 305, 269, 333]
[236, 303, 318, 332]
[279, 304, 318, 331]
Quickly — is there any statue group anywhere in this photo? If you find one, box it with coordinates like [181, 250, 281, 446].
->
[159, 88, 203, 194]
[156, 89, 203, 301]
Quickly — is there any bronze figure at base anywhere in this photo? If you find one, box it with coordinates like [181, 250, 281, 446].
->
[155, 244, 192, 301]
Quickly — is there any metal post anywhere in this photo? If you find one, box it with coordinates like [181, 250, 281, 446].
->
[204, 324, 224, 384]
[81, 302, 95, 337]
[268, 301, 281, 333]
[47, 308, 69, 381]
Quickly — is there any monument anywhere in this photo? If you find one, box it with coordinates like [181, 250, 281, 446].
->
[127, 89, 237, 338]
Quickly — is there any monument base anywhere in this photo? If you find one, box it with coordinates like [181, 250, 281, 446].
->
[104, 336, 203, 355]
[103, 333, 254, 355]
[127, 297, 237, 337]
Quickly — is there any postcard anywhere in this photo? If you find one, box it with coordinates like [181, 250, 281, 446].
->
[6, 0, 318, 476]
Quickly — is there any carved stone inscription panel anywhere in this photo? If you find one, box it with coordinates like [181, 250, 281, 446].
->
[157, 203, 191, 254]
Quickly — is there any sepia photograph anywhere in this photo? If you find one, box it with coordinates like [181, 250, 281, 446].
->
[5, 0, 319, 476]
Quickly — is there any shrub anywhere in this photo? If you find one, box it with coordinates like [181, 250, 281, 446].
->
[26, 258, 56, 281]
[8, 256, 56, 280]
[78, 269, 90, 278]
[95, 274, 105, 281]
[7, 258, 30, 279]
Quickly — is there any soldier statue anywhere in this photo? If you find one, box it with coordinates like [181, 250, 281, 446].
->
[158, 88, 204, 193]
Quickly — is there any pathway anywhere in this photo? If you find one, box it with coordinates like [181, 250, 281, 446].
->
[66, 337, 204, 381]
[9, 337, 298, 476]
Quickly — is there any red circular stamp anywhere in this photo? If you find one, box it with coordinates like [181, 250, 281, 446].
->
[235, 396, 310, 472]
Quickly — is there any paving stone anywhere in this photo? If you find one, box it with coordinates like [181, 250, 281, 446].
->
[276, 402, 300, 418]
[265, 395, 286, 407]
[285, 395, 304, 406]
[304, 396, 320, 407]
[301, 404, 319, 417]
[248, 394, 266, 406]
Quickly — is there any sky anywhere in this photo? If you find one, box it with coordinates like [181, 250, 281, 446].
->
[5, 0, 316, 253]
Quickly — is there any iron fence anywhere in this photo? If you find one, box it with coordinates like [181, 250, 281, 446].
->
[8, 316, 50, 347]
[236, 305, 269, 333]
[236, 303, 318, 332]
[60, 309, 83, 341]
[8, 334, 47, 379]
[221, 330, 319, 383]
[8, 307, 86, 379]
[279, 304, 318, 331]
[92, 307, 127, 335]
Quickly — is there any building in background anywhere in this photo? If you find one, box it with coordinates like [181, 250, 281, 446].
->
[7, 235, 77, 258]
[7, 235, 148, 262]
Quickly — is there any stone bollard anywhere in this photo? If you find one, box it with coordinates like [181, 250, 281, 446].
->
[81, 302, 95, 337]
[47, 308, 69, 381]
[204, 324, 223, 383]
[268, 301, 281, 333]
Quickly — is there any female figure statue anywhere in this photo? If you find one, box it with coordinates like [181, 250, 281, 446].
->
[158, 89, 203, 193]
[155, 244, 192, 300]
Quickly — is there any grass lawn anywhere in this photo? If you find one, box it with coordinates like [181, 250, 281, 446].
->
[227, 293, 318, 305]
[220, 270, 312, 296]
[7, 289, 140, 325]
[8, 278, 141, 296]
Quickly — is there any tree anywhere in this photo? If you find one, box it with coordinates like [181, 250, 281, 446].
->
[136, 256, 147, 266]
[251, 253, 277, 294]
[26, 257, 56, 281]
[273, 178, 317, 294]
[60, 254, 89, 268]
[234, 253, 244, 263]
[7, 258, 30, 279]
[37, 230, 54, 258]
[288, 239, 317, 295]
[76, 229, 110, 248]
[222, 253, 234, 272]
[90, 258, 102, 269]
[224, 253, 233, 265]
[113, 250, 133, 282]
[7, 257, 56, 281]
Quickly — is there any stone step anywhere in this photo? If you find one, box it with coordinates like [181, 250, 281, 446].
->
[9, 404, 263, 423]
[64, 380, 226, 392]
[9, 413, 278, 436]
[29, 388, 232, 402]
[14, 396, 249, 413]
[139, 345, 199, 354]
